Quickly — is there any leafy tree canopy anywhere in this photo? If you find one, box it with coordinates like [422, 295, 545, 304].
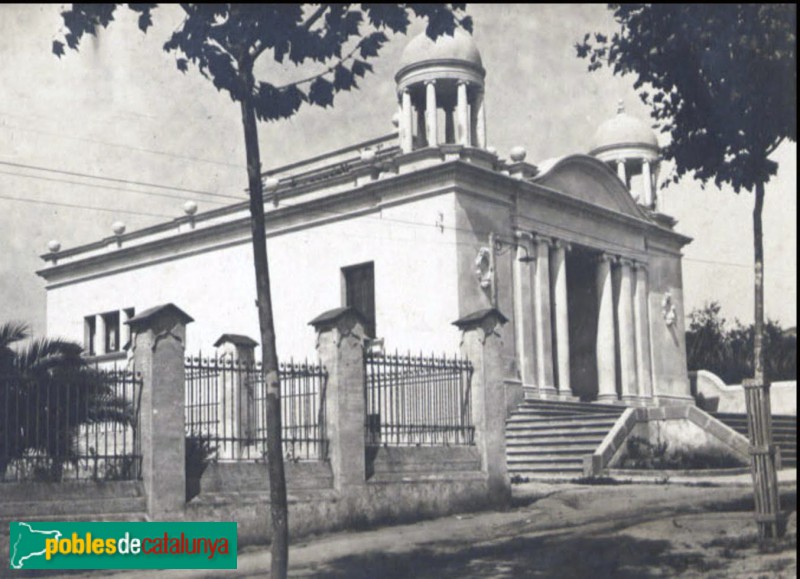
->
[577, 4, 796, 193]
[53, 4, 472, 122]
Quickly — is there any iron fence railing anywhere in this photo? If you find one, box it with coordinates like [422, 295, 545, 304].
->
[184, 355, 328, 462]
[364, 350, 474, 447]
[1, 367, 142, 483]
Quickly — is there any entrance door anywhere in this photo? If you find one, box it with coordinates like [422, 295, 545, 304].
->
[343, 262, 375, 338]
[566, 248, 599, 400]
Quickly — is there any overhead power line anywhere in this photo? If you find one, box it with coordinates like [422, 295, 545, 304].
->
[0, 160, 244, 201]
[0, 117, 246, 170]
[0, 169, 228, 205]
[0, 194, 171, 219]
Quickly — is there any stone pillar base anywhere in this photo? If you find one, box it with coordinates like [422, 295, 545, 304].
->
[596, 393, 620, 404]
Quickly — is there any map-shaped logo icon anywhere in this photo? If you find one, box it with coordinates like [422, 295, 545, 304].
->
[10, 522, 62, 569]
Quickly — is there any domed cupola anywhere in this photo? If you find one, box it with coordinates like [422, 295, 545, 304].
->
[590, 101, 660, 208]
[395, 28, 487, 152]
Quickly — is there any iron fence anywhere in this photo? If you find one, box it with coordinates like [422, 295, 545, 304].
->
[364, 350, 474, 447]
[184, 355, 328, 462]
[1, 367, 142, 483]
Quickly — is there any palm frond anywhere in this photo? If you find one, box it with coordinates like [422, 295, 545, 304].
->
[15, 337, 85, 374]
[0, 321, 29, 349]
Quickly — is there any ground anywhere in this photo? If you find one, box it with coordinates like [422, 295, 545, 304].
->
[17, 475, 794, 579]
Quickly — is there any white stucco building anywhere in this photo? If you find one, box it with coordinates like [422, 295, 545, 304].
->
[38, 30, 693, 408]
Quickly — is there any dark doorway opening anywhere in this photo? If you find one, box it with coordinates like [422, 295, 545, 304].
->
[566, 247, 599, 401]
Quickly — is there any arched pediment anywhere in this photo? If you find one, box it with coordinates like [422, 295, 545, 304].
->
[532, 154, 648, 219]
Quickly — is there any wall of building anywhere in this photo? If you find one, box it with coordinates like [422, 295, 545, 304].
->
[45, 193, 462, 357]
[647, 247, 692, 404]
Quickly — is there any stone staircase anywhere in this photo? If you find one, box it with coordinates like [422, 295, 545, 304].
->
[506, 399, 625, 478]
[711, 412, 797, 469]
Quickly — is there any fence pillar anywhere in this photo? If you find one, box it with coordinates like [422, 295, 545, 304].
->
[127, 303, 193, 517]
[310, 307, 369, 491]
[214, 334, 259, 459]
[453, 308, 511, 503]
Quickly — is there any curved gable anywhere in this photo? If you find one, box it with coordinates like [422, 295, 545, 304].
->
[533, 154, 648, 219]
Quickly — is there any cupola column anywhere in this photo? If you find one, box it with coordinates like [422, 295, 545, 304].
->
[425, 81, 438, 147]
[472, 88, 486, 149]
[616, 160, 627, 187]
[456, 81, 470, 146]
[642, 159, 653, 207]
[400, 88, 413, 153]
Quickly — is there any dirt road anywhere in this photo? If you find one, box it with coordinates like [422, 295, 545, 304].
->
[46, 479, 796, 579]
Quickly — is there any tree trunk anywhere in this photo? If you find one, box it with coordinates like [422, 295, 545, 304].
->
[238, 64, 289, 579]
[753, 180, 765, 383]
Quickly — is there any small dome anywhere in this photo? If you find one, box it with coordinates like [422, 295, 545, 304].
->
[398, 28, 483, 72]
[591, 103, 658, 154]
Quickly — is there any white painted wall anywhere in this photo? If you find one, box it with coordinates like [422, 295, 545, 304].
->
[46, 194, 462, 359]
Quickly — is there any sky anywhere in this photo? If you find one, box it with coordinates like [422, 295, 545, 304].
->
[0, 4, 796, 337]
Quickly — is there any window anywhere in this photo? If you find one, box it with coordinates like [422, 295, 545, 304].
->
[342, 262, 375, 338]
[83, 308, 134, 356]
[103, 311, 120, 353]
[84, 316, 96, 356]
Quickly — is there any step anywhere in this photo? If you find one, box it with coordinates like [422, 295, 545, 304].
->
[507, 448, 597, 458]
[507, 415, 621, 427]
[521, 400, 625, 413]
[509, 465, 584, 474]
[507, 455, 585, 465]
[506, 431, 606, 446]
[506, 418, 619, 429]
[506, 428, 612, 440]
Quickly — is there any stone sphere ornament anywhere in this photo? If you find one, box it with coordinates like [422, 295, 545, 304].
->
[112, 221, 126, 236]
[509, 146, 527, 162]
[183, 200, 198, 216]
[48, 240, 61, 253]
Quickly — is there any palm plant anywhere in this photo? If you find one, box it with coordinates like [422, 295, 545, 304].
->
[0, 322, 135, 481]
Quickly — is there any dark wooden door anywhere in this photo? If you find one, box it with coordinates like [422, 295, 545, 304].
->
[344, 262, 375, 337]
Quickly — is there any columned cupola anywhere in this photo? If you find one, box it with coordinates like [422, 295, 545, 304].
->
[590, 102, 661, 209]
[395, 28, 487, 153]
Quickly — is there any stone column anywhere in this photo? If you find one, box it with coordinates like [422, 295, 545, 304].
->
[642, 160, 653, 207]
[472, 88, 486, 149]
[122, 309, 134, 351]
[550, 240, 571, 395]
[633, 263, 654, 400]
[95, 313, 107, 356]
[127, 303, 193, 517]
[453, 308, 511, 504]
[425, 81, 438, 147]
[310, 307, 368, 491]
[533, 235, 556, 395]
[214, 334, 258, 459]
[617, 259, 638, 404]
[400, 89, 413, 153]
[596, 253, 618, 402]
[616, 160, 627, 186]
[512, 233, 536, 385]
[456, 81, 470, 146]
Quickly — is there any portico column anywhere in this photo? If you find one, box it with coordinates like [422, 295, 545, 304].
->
[642, 160, 653, 207]
[616, 160, 627, 186]
[400, 89, 413, 152]
[633, 263, 654, 400]
[425, 81, 438, 147]
[551, 240, 571, 395]
[472, 88, 486, 148]
[533, 235, 555, 394]
[512, 232, 536, 385]
[596, 253, 617, 402]
[456, 81, 470, 146]
[618, 259, 638, 404]
[95, 314, 107, 356]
